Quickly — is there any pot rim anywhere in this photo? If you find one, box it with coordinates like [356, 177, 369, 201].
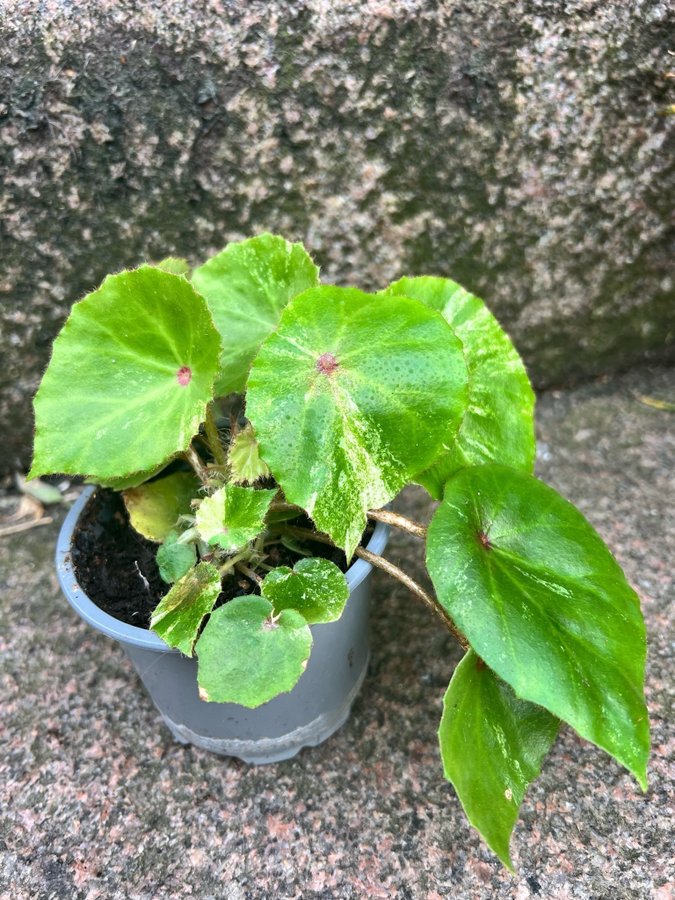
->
[57, 485, 390, 651]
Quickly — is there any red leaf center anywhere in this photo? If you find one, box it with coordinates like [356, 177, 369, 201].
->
[316, 352, 339, 376]
[176, 366, 192, 386]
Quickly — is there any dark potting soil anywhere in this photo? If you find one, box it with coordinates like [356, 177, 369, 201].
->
[72, 488, 372, 629]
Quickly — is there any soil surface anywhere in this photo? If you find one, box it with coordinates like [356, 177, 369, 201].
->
[72, 487, 369, 629]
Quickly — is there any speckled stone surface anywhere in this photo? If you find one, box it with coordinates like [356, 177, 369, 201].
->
[1, 1, 674, 472]
[1, 365, 673, 899]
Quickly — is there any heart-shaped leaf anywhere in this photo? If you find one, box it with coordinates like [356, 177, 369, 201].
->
[123, 471, 200, 542]
[156, 530, 197, 584]
[426, 464, 649, 788]
[150, 561, 222, 656]
[383, 277, 535, 498]
[439, 650, 559, 869]
[29, 266, 222, 482]
[246, 285, 468, 558]
[192, 233, 319, 396]
[195, 596, 312, 707]
[195, 484, 277, 550]
[261, 557, 350, 624]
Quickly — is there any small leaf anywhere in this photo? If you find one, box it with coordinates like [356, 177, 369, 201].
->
[261, 558, 350, 624]
[426, 464, 650, 788]
[439, 650, 559, 869]
[192, 233, 319, 396]
[383, 277, 535, 498]
[228, 424, 271, 484]
[156, 530, 197, 583]
[150, 561, 221, 655]
[123, 471, 200, 542]
[195, 484, 277, 550]
[156, 257, 191, 277]
[195, 596, 312, 707]
[247, 285, 468, 558]
[30, 266, 222, 482]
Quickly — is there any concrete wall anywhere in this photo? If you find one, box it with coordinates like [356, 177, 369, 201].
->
[1, 1, 673, 472]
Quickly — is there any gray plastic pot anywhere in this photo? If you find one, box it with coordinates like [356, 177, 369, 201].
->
[57, 486, 389, 764]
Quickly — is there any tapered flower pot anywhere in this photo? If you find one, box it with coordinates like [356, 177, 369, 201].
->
[56, 486, 389, 764]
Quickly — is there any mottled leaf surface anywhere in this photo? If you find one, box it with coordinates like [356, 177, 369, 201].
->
[123, 471, 199, 542]
[196, 596, 312, 707]
[440, 650, 559, 868]
[427, 464, 649, 788]
[30, 266, 221, 482]
[195, 484, 277, 550]
[384, 276, 535, 498]
[247, 285, 468, 558]
[192, 233, 319, 395]
[150, 561, 221, 656]
[228, 425, 271, 484]
[156, 530, 197, 584]
[261, 557, 350, 624]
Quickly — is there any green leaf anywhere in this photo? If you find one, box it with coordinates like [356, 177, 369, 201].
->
[247, 285, 468, 558]
[156, 530, 197, 584]
[86, 462, 170, 491]
[156, 257, 191, 277]
[228, 424, 271, 484]
[192, 233, 319, 396]
[261, 558, 350, 624]
[440, 650, 559, 869]
[195, 484, 277, 550]
[426, 464, 650, 788]
[123, 471, 200, 542]
[383, 277, 535, 499]
[150, 561, 221, 656]
[30, 266, 222, 482]
[195, 596, 312, 707]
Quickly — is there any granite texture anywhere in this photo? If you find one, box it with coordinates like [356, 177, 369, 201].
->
[1, 364, 673, 899]
[1, 0, 674, 474]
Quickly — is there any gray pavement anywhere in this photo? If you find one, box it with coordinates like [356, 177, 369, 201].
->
[1, 365, 673, 899]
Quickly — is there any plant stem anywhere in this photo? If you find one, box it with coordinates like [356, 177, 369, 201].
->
[235, 561, 262, 584]
[273, 524, 468, 649]
[218, 549, 251, 576]
[204, 404, 227, 467]
[355, 546, 468, 649]
[367, 508, 427, 539]
[184, 446, 209, 486]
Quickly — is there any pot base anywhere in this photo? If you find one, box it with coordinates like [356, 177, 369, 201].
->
[159, 657, 369, 764]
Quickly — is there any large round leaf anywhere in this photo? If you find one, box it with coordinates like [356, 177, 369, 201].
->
[195, 596, 312, 707]
[426, 464, 649, 788]
[29, 266, 222, 482]
[439, 650, 559, 869]
[384, 277, 535, 498]
[192, 233, 319, 396]
[246, 285, 468, 558]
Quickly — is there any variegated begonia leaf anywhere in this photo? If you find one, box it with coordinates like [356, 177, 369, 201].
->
[383, 276, 535, 499]
[426, 464, 650, 789]
[261, 557, 350, 624]
[29, 266, 222, 482]
[192, 233, 319, 396]
[246, 285, 468, 559]
[150, 561, 222, 656]
[195, 484, 277, 550]
[195, 596, 312, 707]
[156, 529, 197, 584]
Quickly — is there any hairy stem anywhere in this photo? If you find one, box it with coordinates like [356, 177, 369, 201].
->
[273, 524, 468, 649]
[367, 508, 427, 539]
[219, 549, 251, 576]
[184, 446, 209, 486]
[204, 404, 227, 467]
[235, 561, 263, 584]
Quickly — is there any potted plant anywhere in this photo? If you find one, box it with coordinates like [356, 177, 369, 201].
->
[29, 234, 649, 869]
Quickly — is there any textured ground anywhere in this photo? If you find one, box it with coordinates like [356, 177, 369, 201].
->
[2, 1, 674, 472]
[1, 364, 673, 900]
